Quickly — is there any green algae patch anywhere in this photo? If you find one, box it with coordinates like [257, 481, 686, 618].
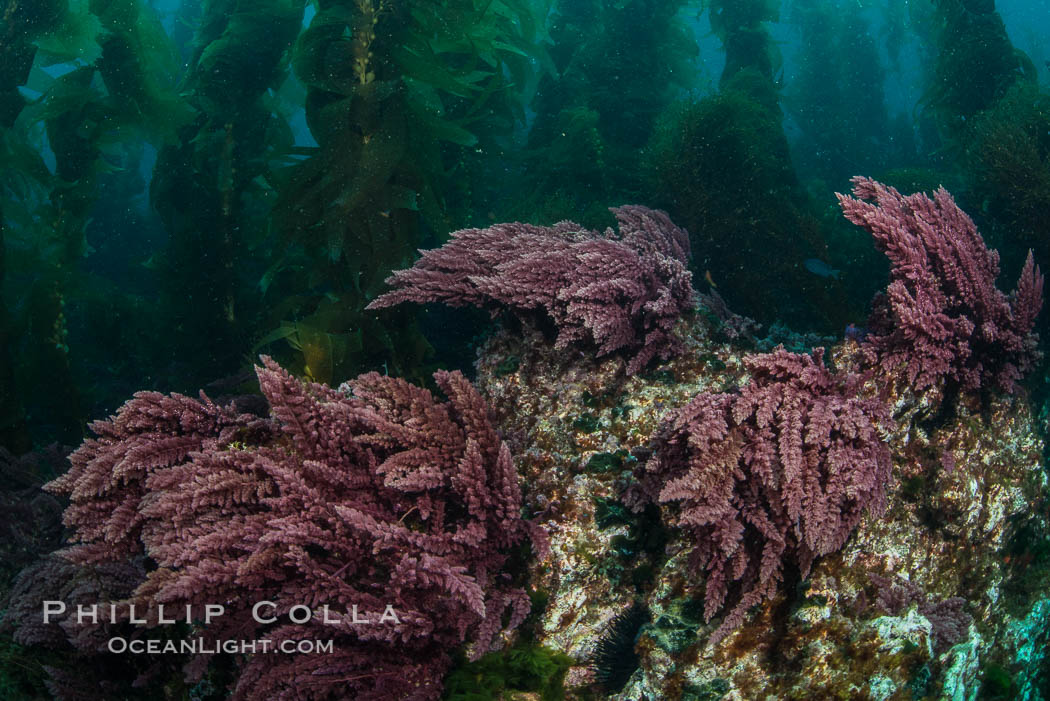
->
[443, 642, 573, 701]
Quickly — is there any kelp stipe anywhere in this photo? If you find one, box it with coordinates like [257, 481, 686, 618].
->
[268, 0, 549, 383]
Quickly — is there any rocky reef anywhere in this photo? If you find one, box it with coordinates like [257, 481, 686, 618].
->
[475, 308, 1050, 699]
[10, 181, 1049, 700]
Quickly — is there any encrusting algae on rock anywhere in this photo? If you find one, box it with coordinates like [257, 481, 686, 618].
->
[464, 181, 1049, 699]
[12, 181, 1050, 699]
[475, 309, 1049, 699]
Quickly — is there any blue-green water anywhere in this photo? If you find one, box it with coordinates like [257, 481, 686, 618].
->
[2, 0, 1050, 699]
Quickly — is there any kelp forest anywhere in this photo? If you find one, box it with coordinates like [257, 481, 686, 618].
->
[3, 0, 1050, 698]
[3, 0, 1049, 448]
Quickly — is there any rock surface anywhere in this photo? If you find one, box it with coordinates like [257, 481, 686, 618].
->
[475, 310, 1050, 700]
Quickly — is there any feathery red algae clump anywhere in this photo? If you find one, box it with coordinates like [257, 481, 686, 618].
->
[837, 176, 1043, 393]
[43, 357, 544, 701]
[368, 205, 695, 374]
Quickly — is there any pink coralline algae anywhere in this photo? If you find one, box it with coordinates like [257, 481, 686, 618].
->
[367, 205, 695, 374]
[869, 573, 972, 653]
[635, 347, 891, 644]
[837, 176, 1044, 393]
[44, 357, 544, 701]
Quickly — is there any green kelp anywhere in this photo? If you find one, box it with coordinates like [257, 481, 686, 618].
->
[0, 0, 91, 449]
[514, 0, 697, 227]
[0, 0, 67, 127]
[706, 0, 781, 86]
[1, 0, 1050, 696]
[88, 0, 191, 139]
[785, 0, 897, 189]
[646, 0, 850, 331]
[926, 0, 1035, 141]
[649, 69, 841, 331]
[269, 0, 549, 382]
[966, 83, 1050, 282]
[1, 0, 190, 444]
[151, 0, 304, 384]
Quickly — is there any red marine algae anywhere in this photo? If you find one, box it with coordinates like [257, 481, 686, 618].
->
[837, 177, 1043, 394]
[42, 357, 544, 700]
[368, 206, 695, 375]
[635, 347, 891, 643]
